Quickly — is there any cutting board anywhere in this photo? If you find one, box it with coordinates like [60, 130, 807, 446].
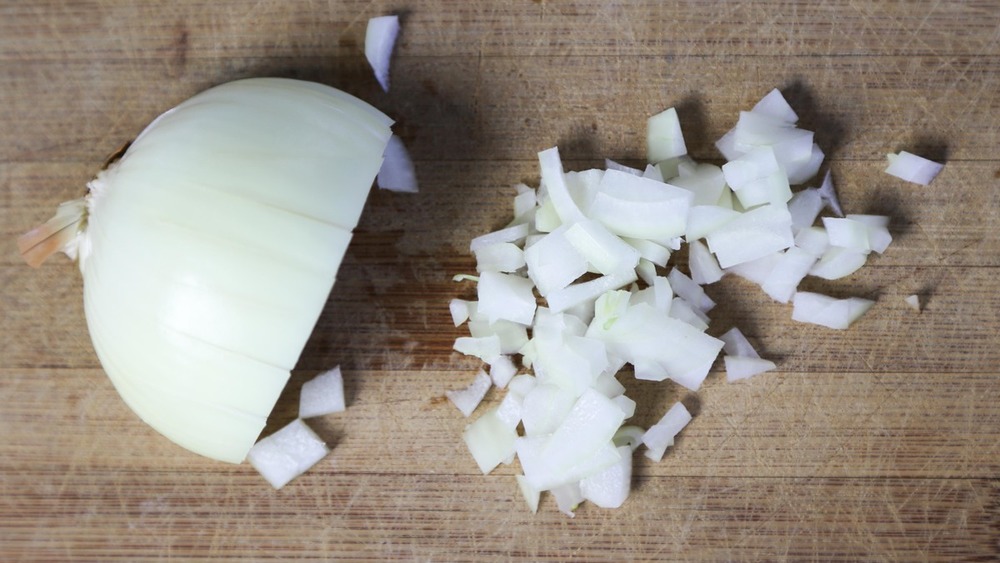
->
[3, 1, 1000, 560]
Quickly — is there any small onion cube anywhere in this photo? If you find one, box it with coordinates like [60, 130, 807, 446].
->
[545, 269, 637, 314]
[647, 107, 688, 163]
[468, 319, 528, 355]
[667, 297, 708, 331]
[724, 251, 781, 285]
[785, 143, 825, 185]
[705, 204, 795, 269]
[667, 268, 715, 312]
[668, 163, 727, 206]
[589, 170, 694, 244]
[477, 271, 537, 326]
[611, 395, 636, 418]
[787, 188, 824, 232]
[516, 474, 541, 513]
[760, 247, 818, 304]
[474, 242, 526, 273]
[564, 219, 640, 275]
[520, 384, 578, 436]
[885, 151, 944, 186]
[685, 205, 741, 241]
[446, 369, 492, 417]
[715, 128, 744, 161]
[724, 356, 777, 382]
[489, 355, 518, 388]
[847, 214, 893, 254]
[469, 223, 530, 252]
[579, 445, 632, 509]
[298, 366, 346, 418]
[751, 88, 799, 124]
[622, 236, 672, 267]
[449, 299, 471, 326]
[247, 419, 329, 490]
[453, 335, 502, 363]
[642, 402, 691, 462]
[823, 217, 872, 252]
[719, 327, 760, 359]
[791, 292, 875, 330]
[816, 170, 843, 217]
[495, 391, 524, 429]
[524, 226, 588, 296]
[364, 15, 399, 92]
[689, 240, 725, 285]
[463, 407, 518, 474]
[794, 226, 830, 258]
[551, 482, 584, 518]
[507, 374, 537, 396]
[721, 146, 792, 208]
[905, 294, 922, 312]
[604, 159, 643, 176]
[538, 147, 586, 224]
[809, 247, 869, 280]
[376, 135, 418, 193]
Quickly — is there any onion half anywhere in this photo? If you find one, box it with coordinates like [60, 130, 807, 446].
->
[19, 78, 394, 463]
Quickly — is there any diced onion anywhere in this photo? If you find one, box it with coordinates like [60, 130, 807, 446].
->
[446, 369, 492, 417]
[377, 135, 418, 192]
[885, 151, 944, 185]
[298, 366, 346, 418]
[792, 292, 875, 329]
[364, 15, 400, 92]
[247, 419, 329, 490]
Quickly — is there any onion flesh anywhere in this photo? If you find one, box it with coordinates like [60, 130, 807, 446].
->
[364, 15, 399, 92]
[298, 366, 346, 418]
[885, 151, 944, 185]
[247, 419, 329, 490]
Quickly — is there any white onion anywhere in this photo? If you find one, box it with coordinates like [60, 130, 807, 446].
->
[247, 418, 329, 489]
[579, 445, 632, 509]
[463, 407, 517, 473]
[719, 327, 760, 358]
[646, 107, 687, 163]
[792, 292, 875, 329]
[376, 135, 418, 192]
[885, 151, 944, 185]
[724, 356, 777, 382]
[476, 271, 537, 326]
[905, 294, 922, 312]
[751, 88, 799, 123]
[446, 369, 492, 417]
[19, 78, 393, 464]
[488, 355, 518, 388]
[298, 366, 346, 418]
[364, 15, 399, 92]
[642, 402, 691, 462]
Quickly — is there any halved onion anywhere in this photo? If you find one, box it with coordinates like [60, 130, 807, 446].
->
[19, 78, 393, 464]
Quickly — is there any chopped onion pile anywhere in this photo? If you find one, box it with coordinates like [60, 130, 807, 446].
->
[449, 88, 898, 514]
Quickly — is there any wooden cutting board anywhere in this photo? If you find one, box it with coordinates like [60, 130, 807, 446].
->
[3, 1, 1000, 560]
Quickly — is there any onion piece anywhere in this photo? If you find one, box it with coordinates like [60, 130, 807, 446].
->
[724, 356, 777, 382]
[905, 294, 922, 312]
[565, 219, 641, 275]
[760, 247, 818, 303]
[364, 15, 400, 92]
[816, 170, 843, 217]
[446, 369, 492, 417]
[719, 327, 760, 358]
[647, 107, 688, 164]
[604, 159, 643, 176]
[705, 204, 795, 269]
[463, 407, 518, 474]
[791, 292, 875, 330]
[885, 151, 944, 185]
[489, 355, 518, 388]
[449, 299, 471, 326]
[453, 336, 502, 363]
[642, 402, 691, 462]
[474, 242, 525, 273]
[516, 475, 541, 513]
[612, 425, 645, 451]
[477, 271, 537, 326]
[579, 445, 632, 509]
[721, 146, 792, 208]
[376, 135, 418, 192]
[809, 247, 869, 280]
[538, 147, 587, 224]
[751, 88, 799, 123]
[469, 223, 530, 252]
[247, 419, 329, 490]
[551, 482, 585, 517]
[298, 366, 346, 418]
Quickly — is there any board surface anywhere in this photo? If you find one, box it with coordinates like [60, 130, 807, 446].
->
[2, 1, 1000, 560]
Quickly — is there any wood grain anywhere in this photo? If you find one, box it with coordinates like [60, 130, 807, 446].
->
[2, 1, 999, 561]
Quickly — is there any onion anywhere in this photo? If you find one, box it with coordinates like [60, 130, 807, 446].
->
[247, 418, 330, 490]
[450, 86, 903, 514]
[18, 78, 393, 464]
[298, 366, 346, 418]
[885, 151, 944, 185]
[364, 15, 400, 92]
[376, 135, 419, 193]
[905, 294, 922, 312]
[446, 369, 492, 417]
